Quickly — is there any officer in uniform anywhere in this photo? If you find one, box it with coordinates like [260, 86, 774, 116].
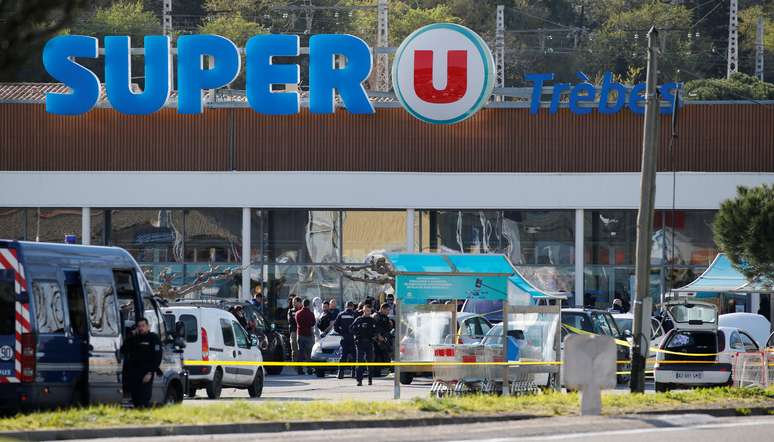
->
[333, 301, 357, 379]
[349, 304, 378, 386]
[372, 303, 394, 365]
[121, 318, 162, 408]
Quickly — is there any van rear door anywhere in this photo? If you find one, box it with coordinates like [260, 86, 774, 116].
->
[0, 266, 17, 382]
[667, 301, 718, 332]
[81, 268, 123, 403]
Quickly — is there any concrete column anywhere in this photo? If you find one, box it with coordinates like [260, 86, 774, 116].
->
[82, 207, 91, 245]
[750, 293, 760, 314]
[242, 208, 251, 301]
[406, 209, 415, 252]
[574, 209, 584, 307]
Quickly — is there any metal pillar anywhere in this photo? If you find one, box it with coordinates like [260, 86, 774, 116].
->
[375, 0, 390, 91]
[81, 207, 91, 245]
[574, 209, 584, 307]
[727, 0, 739, 78]
[756, 17, 765, 81]
[631, 27, 659, 393]
[406, 209, 415, 252]
[162, 0, 172, 36]
[495, 5, 505, 101]
[242, 208, 251, 301]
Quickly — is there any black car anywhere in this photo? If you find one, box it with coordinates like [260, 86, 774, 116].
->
[561, 308, 631, 384]
[174, 299, 288, 375]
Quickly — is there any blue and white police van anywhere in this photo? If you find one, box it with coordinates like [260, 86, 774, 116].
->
[0, 240, 187, 411]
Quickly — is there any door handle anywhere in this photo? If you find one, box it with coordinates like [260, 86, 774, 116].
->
[232, 350, 237, 358]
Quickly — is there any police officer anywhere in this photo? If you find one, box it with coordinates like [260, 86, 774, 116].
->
[350, 304, 378, 386]
[120, 318, 162, 408]
[333, 302, 357, 379]
[372, 303, 394, 365]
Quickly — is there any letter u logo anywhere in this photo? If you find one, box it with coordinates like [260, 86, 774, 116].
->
[413, 50, 467, 104]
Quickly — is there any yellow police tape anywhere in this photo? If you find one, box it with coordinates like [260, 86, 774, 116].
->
[561, 323, 721, 357]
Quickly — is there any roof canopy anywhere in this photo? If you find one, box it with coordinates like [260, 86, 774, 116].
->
[672, 253, 774, 294]
[385, 253, 565, 303]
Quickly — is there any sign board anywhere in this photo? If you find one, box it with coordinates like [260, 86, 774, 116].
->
[41, 24, 679, 122]
[396, 274, 507, 304]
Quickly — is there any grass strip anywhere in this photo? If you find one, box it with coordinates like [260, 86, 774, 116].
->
[1, 387, 772, 432]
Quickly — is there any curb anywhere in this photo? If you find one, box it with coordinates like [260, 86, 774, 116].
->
[1, 413, 541, 441]
[3, 407, 772, 441]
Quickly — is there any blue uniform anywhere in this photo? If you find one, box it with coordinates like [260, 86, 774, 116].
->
[333, 308, 356, 378]
[350, 315, 378, 384]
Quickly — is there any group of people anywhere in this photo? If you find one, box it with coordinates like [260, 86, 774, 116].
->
[287, 294, 395, 386]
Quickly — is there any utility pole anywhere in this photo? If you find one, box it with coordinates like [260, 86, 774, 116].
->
[727, 0, 739, 78]
[495, 5, 505, 101]
[756, 17, 765, 81]
[375, 0, 390, 92]
[162, 0, 172, 36]
[630, 27, 658, 394]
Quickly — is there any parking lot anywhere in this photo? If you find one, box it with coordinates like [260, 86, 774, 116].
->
[183, 370, 653, 404]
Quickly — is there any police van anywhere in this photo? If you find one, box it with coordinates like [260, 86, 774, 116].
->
[0, 240, 187, 411]
[163, 305, 264, 399]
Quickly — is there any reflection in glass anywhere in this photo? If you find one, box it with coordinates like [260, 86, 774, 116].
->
[342, 211, 407, 263]
[25, 208, 82, 243]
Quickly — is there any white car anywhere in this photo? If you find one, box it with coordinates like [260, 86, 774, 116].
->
[654, 300, 760, 392]
[163, 305, 264, 399]
[719, 313, 771, 348]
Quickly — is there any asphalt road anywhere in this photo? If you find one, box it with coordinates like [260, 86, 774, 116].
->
[64, 414, 774, 442]
[184, 370, 653, 403]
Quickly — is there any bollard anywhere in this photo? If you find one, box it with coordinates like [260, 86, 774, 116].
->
[563, 334, 617, 416]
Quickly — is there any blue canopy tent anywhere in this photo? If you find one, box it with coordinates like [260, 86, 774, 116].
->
[672, 253, 773, 294]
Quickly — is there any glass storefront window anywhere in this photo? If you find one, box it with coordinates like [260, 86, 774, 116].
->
[0, 208, 26, 240]
[263, 264, 341, 323]
[584, 210, 637, 266]
[654, 210, 718, 266]
[263, 210, 340, 264]
[503, 211, 575, 265]
[342, 210, 407, 263]
[25, 208, 82, 244]
[183, 209, 242, 264]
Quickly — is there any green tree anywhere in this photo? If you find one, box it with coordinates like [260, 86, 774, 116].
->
[714, 185, 774, 285]
[347, 0, 461, 47]
[76, 0, 161, 42]
[199, 12, 268, 47]
[583, 1, 694, 82]
[684, 72, 774, 100]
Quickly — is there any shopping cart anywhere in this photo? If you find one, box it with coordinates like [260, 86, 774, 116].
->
[453, 344, 487, 395]
[480, 345, 539, 395]
[430, 344, 459, 397]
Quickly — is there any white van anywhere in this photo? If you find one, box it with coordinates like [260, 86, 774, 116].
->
[163, 305, 264, 399]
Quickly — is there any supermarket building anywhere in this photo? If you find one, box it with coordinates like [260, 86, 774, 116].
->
[1, 83, 773, 321]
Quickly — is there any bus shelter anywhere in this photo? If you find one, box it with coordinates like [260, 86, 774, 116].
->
[385, 253, 562, 397]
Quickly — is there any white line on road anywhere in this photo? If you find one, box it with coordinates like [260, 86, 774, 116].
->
[448, 417, 774, 442]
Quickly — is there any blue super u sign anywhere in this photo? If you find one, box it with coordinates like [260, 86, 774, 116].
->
[42, 34, 374, 116]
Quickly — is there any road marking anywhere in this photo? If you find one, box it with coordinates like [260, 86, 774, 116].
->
[447, 417, 774, 441]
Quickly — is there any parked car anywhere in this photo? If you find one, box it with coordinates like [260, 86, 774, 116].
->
[399, 312, 493, 384]
[163, 305, 264, 399]
[173, 299, 288, 375]
[561, 308, 631, 384]
[0, 240, 188, 411]
[719, 312, 771, 348]
[653, 299, 760, 391]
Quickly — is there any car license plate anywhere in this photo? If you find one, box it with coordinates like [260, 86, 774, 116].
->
[675, 371, 702, 380]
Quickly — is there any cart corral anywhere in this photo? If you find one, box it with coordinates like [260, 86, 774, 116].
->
[385, 253, 563, 398]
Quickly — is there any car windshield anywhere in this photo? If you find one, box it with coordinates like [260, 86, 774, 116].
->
[482, 324, 503, 346]
[562, 312, 593, 333]
[463, 300, 503, 320]
[669, 303, 716, 324]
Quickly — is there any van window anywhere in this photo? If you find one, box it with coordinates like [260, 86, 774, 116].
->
[232, 321, 249, 349]
[739, 332, 758, 352]
[220, 318, 235, 347]
[84, 283, 120, 336]
[0, 270, 14, 335]
[179, 314, 198, 343]
[31, 281, 66, 333]
[729, 331, 744, 350]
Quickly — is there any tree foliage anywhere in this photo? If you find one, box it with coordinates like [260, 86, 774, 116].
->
[0, 0, 97, 81]
[714, 185, 774, 285]
[199, 12, 268, 47]
[684, 72, 774, 100]
[347, 0, 460, 46]
[76, 0, 161, 41]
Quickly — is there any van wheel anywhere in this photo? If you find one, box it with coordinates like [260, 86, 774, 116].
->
[164, 383, 183, 405]
[206, 368, 223, 399]
[655, 382, 671, 393]
[248, 371, 264, 398]
[399, 372, 414, 385]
